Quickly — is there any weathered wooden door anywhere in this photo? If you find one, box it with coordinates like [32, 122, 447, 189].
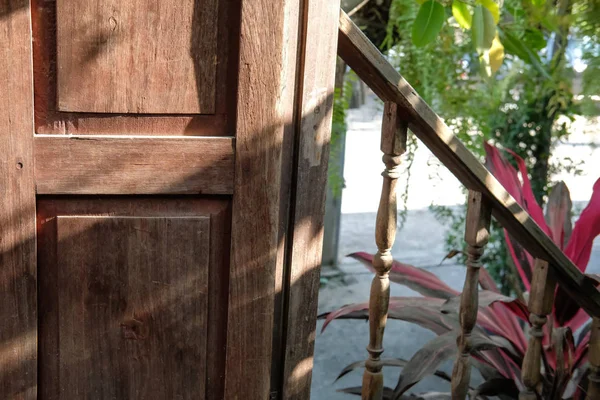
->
[1, 0, 340, 399]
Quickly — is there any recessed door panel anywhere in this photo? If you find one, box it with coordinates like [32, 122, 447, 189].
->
[56, 0, 218, 114]
[38, 198, 231, 400]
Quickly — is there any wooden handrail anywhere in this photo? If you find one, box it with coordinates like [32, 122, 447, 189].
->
[337, 9, 600, 318]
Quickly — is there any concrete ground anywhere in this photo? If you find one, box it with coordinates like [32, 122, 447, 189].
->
[310, 94, 600, 398]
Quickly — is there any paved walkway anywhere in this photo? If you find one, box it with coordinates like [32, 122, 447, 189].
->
[310, 94, 600, 398]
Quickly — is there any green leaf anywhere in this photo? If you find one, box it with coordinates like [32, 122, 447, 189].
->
[472, 5, 496, 52]
[412, 0, 446, 47]
[522, 28, 546, 52]
[498, 28, 551, 79]
[452, 1, 472, 29]
[532, 0, 546, 6]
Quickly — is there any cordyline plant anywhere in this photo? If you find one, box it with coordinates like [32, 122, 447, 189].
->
[320, 142, 600, 399]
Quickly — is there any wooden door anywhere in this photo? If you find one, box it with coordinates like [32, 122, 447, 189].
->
[0, 0, 340, 399]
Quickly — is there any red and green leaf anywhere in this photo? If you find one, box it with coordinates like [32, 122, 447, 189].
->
[349, 252, 460, 299]
[441, 290, 528, 353]
[335, 358, 452, 383]
[545, 181, 573, 250]
[564, 178, 600, 271]
[318, 297, 449, 335]
[440, 290, 528, 321]
[394, 332, 458, 395]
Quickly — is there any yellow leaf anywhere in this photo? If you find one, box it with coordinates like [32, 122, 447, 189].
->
[479, 0, 499, 24]
[489, 34, 504, 74]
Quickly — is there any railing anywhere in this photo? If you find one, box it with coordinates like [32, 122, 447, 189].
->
[337, 9, 600, 400]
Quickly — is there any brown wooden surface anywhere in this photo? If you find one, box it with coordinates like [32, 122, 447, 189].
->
[34, 136, 235, 195]
[362, 102, 406, 399]
[337, 10, 600, 317]
[520, 259, 555, 400]
[451, 190, 492, 400]
[32, 0, 232, 136]
[269, 0, 302, 395]
[62, 216, 208, 398]
[224, 0, 299, 398]
[281, 0, 341, 398]
[55, 0, 217, 114]
[0, 1, 38, 398]
[37, 198, 231, 400]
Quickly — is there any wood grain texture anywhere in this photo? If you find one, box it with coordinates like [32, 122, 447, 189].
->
[337, 10, 600, 317]
[451, 191, 492, 400]
[34, 136, 235, 194]
[362, 102, 407, 399]
[55, 0, 217, 114]
[587, 317, 600, 400]
[269, 0, 301, 395]
[32, 0, 232, 136]
[281, 0, 341, 398]
[59, 216, 208, 399]
[520, 259, 555, 400]
[37, 198, 231, 400]
[0, 1, 37, 398]
[224, 0, 299, 398]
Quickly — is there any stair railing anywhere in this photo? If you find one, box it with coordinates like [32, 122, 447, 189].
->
[337, 9, 600, 400]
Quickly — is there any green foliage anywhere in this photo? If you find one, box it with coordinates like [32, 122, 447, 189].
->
[471, 5, 496, 52]
[412, 0, 446, 47]
[328, 70, 355, 199]
[380, 0, 599, 289]
[430, 204, 517, 295]
[398, 133, 418, 230]
[452, 1, 471, 29]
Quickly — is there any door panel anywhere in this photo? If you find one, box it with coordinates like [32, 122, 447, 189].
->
[56, 0, 218, 114]
[32, 0, 233, 136]
[58, 216, 208, 399]
[37, 198, 231, 400]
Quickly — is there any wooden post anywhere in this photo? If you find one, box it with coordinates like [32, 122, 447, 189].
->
[520, 259, 556, 400]
[362, 102, 407, 399]
[281, 0, 341, 397]
[0, 1, 38, 398]
[586, 317, 600, 400]
[451, 190, 492, 399]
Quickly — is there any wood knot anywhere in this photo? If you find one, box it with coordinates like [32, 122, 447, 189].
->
[121, 318, 148, 340]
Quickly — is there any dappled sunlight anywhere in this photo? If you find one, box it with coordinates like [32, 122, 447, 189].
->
[0, 330, 36, 375]
[287, 356, 315, 397]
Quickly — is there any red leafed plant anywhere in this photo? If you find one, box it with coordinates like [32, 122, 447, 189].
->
[319, 143, 600, 399]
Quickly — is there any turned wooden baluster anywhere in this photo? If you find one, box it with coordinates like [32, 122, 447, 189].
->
[586, 317, 600, 400]
[451, 190, 492, 399]
[361, 102, 407, 400]
[520, 258, 556, 400]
